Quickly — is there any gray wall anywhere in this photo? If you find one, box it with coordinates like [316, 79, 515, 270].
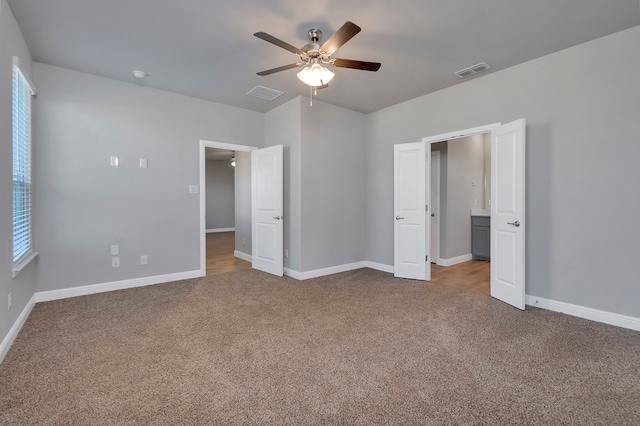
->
[366, 26, 640, 317]
[444, 135, 484, 259]
[32, 63, 263, 292]
[0, 0, 37, 348]
[234, 151, 251, 256]
[264, 98, 302, 272]
[300, 99, 367, 271]
[205, 160, 234, 230]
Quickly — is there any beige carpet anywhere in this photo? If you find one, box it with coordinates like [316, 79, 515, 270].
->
[1, 268, 639, 425]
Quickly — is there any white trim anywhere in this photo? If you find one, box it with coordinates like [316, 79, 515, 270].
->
[430, 151, 441, 267]
[12, 56, 36, 95]
[284, 262, 367, 281]
[364, 261, 394, 274]
[234, 250, 252, 263]
[0, 294, 36, 364]
[35, 270, 203, 303]
[11, 251, 38, 278]
[199, 140, 259, 152]
[422, 123, 500, 144]
[439, 254, 472, 267]
[199, 140, 259, 278]
[206, 227, 235, 233]
[526, 295, 640, 332]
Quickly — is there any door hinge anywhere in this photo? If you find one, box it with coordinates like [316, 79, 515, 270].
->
[426, 255, 428, 261]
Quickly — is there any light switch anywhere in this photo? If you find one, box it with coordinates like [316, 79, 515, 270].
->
[111, 245, 119, 255]
[139, 159, 148, 169]
[110, 156, 119, 167]
[189, 185, 199, 194]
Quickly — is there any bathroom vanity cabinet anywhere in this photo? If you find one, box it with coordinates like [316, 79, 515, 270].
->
[471, 216, 490, 261]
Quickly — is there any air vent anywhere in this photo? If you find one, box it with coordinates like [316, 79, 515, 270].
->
[454, 62, 491, 78]
[246, 85, 284, 101]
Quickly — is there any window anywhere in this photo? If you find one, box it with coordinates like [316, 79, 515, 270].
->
[12, 56, 36, 269]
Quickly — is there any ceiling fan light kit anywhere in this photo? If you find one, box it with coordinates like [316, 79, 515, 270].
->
[254, 21, 381, 91]
[297, 62, 335, 87]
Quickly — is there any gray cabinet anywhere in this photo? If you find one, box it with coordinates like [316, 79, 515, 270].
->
[471, 216, 490, 261]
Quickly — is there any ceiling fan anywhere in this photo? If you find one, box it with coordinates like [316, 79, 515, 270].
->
[254, 21, 381, 89]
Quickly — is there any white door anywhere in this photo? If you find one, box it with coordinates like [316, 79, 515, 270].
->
[430, 152, 440, 264]
[251, 145, 284, 276]
[394, 142, 429, 280]
[491, 119, 526, 309]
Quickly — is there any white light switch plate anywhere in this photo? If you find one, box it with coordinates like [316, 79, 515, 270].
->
[139, 158, 148, 168]
[111, 245, 119, 255]
[110, 156, 119, 167]
[189, 185, 199, 194]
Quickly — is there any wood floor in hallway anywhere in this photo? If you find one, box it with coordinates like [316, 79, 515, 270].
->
[431, 260, 490, 295]
[206, 231, 251, 276]
[207, 232, 490, 295]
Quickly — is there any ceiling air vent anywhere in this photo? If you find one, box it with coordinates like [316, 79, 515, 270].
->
[454, 62, 491, 78]
[246, 85, 284, 101]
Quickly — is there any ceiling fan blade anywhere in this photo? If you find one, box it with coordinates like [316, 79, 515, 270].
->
[256, 63, 303, 76]
[321, 21, 361, 55]
[254, 32, 304, 55]
[332, 58, 381, 72]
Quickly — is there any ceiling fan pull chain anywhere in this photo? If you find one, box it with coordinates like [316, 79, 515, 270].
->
[310, 85, 313, 106]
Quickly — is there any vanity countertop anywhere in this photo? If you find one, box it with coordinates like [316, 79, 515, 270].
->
[470, 209, 490, 217]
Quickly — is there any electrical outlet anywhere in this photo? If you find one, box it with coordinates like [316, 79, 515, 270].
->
[112, 257, 120, 268]
[7, 293, 12, 311]
[140, 255, 148, 265]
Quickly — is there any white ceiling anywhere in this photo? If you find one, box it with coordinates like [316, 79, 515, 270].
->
[7, 0, 639, 114]
[205, 149, 234, 161]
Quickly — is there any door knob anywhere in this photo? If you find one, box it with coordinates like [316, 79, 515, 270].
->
[430, 213, 435, 217]
[395, 216, 404, 220]
[507, 220, 520, 227]
[273, 216, 281, 220]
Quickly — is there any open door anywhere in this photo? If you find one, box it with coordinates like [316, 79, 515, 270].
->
[251, 145, 284, 276]
[491, 119, 526, 309]
[394, 142, 430, 280]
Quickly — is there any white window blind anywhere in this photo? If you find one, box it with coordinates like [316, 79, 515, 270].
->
[12, 57, 35, 264]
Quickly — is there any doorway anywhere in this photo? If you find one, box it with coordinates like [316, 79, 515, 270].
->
[394, 120, 526, 309]
[429, 137, 490, 295]
[199, 140, 258, 275]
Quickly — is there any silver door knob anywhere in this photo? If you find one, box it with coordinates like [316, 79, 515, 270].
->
[273, 216, 281, 220]
[395, 216, 404, 220]
[507, 220, 520, 227]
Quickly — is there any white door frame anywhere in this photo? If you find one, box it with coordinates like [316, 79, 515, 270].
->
[422, 123, 501, 270]
[199, 139, 258, 275]
[430, 151, 441, 265]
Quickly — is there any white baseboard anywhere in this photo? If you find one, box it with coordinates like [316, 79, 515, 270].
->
[284, 261, 367, 281]
[35, 270, 204, 303]
[439, 254, 472, 267]
[526, 295, 640, 332]
[364, 261, 394, 274]
[206, 227, 235, 233]
[234, 250, 252, 263]
[0, 294, 36, 364]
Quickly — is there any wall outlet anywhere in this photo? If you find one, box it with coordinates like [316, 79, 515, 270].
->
[140, 255, 148, 265]
[7, 293, 12, 311]
[111, 244, 119, 255]
[112, 257, 120, 268]
[285, 248, 289, 258]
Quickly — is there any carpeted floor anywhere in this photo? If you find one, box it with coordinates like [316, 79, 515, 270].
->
[1, 268, 639, 425]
